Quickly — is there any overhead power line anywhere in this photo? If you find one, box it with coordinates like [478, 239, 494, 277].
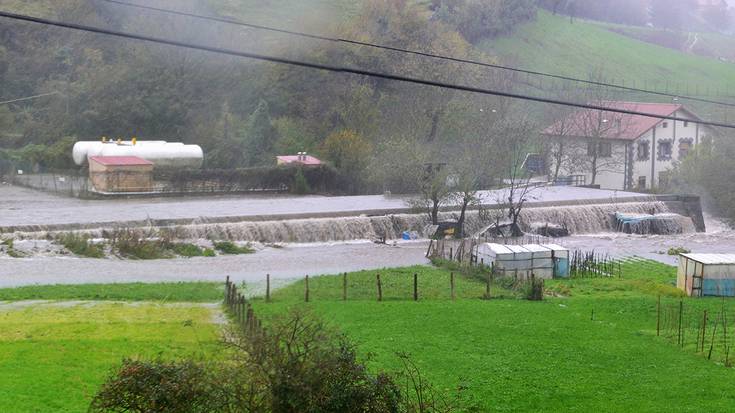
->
[1, 10, 735, 130]
[0, 91, 59, 106]
[100, 0, 735, 109]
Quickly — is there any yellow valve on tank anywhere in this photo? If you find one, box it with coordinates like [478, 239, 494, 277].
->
[131, 137, 137, 145]
[116, 138, 122, 145]
[101, 136, 107, 142]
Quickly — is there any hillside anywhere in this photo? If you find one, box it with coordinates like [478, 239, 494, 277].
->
[482, 11, 735, 99]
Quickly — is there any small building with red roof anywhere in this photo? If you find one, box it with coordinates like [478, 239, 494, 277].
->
[541, 101, 715, 191]
[276, 153, 323, 167]
[88, 156, 154, 193]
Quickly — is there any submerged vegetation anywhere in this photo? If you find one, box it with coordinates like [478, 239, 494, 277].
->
[213, 241, 255, 255]
[38, 229, 254, 259]
[56, 233, 105, 258]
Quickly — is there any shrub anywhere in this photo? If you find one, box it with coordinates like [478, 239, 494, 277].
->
[109, 229, 172, 260]
[213, 241, 254, 255]
[56, 233, 105, 258]
[202, 248, 216, 257]
[667, 246, 691, 256]
[89, 358, 227, 413]
[170, 243, 205, 258]
[523, 276, 544, 301]
[226, 308, 403, 413]
[291, 168, 311, 194]
[90, 309, 428, 413]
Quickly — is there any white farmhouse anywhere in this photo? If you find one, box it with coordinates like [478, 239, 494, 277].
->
[541, 101, 715, 191]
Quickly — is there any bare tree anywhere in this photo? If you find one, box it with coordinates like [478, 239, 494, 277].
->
[544, 84, 634, 187]
[490, 113, 540, 236]
[568, 98, 633, 186]
[409, 162, 452, 226]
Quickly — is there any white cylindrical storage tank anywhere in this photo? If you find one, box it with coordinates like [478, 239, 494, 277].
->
[72, 141, 203, 169]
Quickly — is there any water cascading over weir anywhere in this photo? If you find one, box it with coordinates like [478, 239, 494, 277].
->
[5, 200, 698, 244]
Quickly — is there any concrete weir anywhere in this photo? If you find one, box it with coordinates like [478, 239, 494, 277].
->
[0, 184, 706, 242]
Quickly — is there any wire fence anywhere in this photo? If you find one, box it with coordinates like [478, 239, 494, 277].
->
[657, 297, 734, 367]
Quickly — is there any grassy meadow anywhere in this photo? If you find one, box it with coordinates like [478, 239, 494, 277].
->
[3, 259, 735, 411]
[0, 282, 223, 302]
[0, 299, 223, 412]
[487, 11, 735, 95]
[250, 260, 735, 412]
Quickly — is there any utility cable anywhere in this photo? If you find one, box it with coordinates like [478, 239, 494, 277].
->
[100, 0, 735, 108]
[0, 91, 60, 106]
[1, 10, 734, 130]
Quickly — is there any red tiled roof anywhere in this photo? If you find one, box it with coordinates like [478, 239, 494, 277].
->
[89, 156, 153, 166]
[277, 155, 323, 166]
[542, 102, 691, 141]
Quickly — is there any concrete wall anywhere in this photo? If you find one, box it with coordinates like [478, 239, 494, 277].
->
[659, 194, 706, 232]
[11, 173, 91, 198]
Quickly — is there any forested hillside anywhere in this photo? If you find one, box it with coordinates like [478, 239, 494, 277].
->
[1, 0, 733, 195]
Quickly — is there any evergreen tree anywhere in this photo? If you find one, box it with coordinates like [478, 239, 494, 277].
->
[243, 100, 277, 167]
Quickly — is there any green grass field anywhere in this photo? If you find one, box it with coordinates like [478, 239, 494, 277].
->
[0, 282, 223, 302]
[485, 11, 735, 98]
[251, 260, 735, 412]
[0, 301, 222, 412]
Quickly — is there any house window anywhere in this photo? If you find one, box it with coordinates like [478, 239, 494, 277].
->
[662, 122, 668, 129]
[637, 141, 650, 161]
[658, 140, 673, 161]
[589, 142, 613, 158]
[638, 176, 647, 189]
[679, 139, 693, 159]
[598, 142, 612, 158]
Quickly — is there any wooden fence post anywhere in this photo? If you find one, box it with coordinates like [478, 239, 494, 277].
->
[413, 273, 418, 301]
[678, 300, 683, 346]
[343, 272, 347, 301]
[450, 272, 455, 301]
[377, 273, 382, 302]
[709, 310, 721, 360]
[237, 294, 243, 322]
[701, 310, 708, 352]
[225, 276, 230, 303]
[450, 247, 453, 262]
[266, 273, 271, 303]
[246, 304, 253, 332]
[305, 275, 310, 303]
[656, 294, 661, 337]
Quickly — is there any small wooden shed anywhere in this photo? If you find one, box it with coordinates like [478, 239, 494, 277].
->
[678, 253, 735, 297]
[89, 156, 154, 193]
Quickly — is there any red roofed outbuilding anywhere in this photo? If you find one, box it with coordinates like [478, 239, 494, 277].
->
[276, 154, 323, 167]
[88, 156, 154, 193]
[541, 101, 714, 191]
